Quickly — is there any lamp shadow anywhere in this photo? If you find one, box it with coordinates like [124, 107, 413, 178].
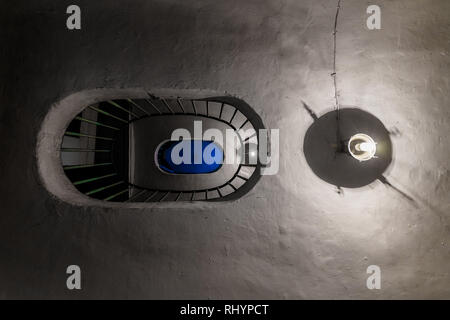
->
[302, 105, 393, 188]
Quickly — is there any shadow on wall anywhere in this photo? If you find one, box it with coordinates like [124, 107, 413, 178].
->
[303, 107, 393, 188]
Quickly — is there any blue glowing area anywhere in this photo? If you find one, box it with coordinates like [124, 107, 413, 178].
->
[157, 140, 223, 174]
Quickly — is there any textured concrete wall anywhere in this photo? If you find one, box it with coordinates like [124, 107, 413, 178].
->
[0, 0, 449, 299]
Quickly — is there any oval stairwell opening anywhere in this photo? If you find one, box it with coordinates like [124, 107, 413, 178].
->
[37, 88, 266, 206]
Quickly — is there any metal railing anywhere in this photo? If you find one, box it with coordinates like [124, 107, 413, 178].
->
[60, 94, 263, 202]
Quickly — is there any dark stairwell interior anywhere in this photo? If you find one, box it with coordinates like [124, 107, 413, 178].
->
[60, 95, 265, 202]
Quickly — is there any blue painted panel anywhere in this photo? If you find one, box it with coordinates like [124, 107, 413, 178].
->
[157, 140, 223, 174]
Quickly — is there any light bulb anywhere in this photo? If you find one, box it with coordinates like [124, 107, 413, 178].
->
[348, 133, 377, 161]
[358, 142, 375, 153]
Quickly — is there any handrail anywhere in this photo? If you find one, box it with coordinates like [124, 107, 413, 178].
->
[61, 96, 263, 202]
